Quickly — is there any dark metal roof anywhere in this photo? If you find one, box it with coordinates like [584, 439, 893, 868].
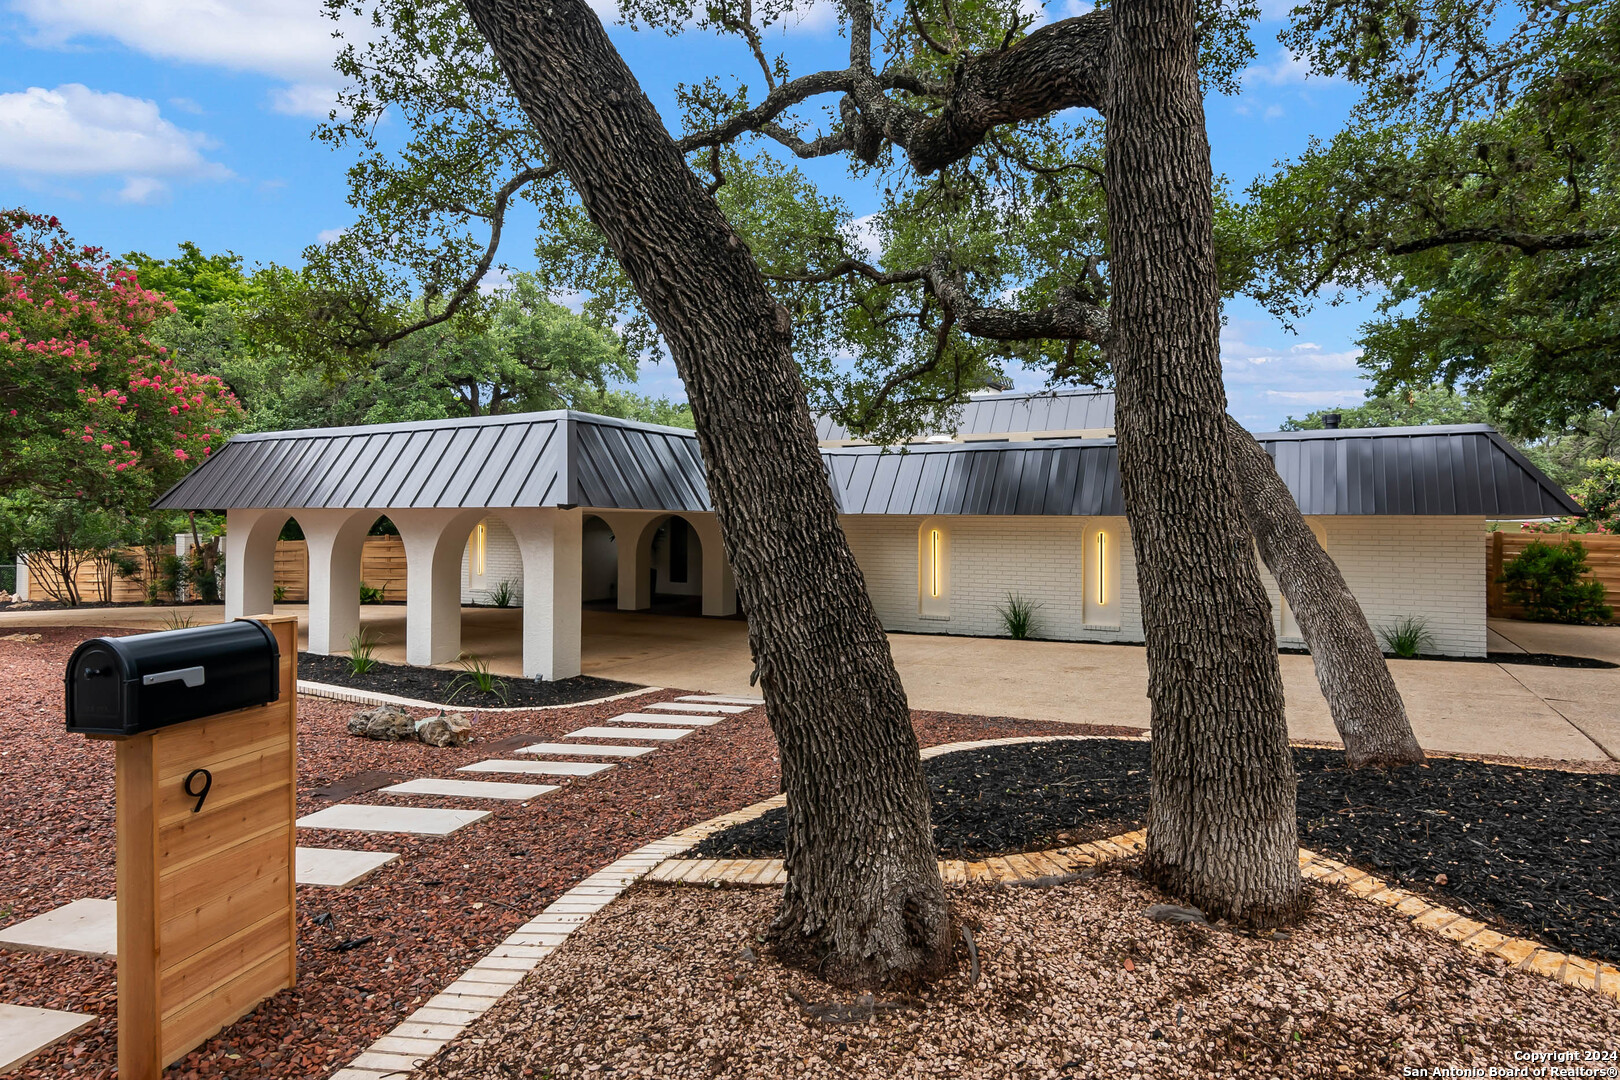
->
[153, 411, 711, 513]
[157, 412, 1579, 520]
[815, 387, 1116, 442]
[822, 424, 1582, 518]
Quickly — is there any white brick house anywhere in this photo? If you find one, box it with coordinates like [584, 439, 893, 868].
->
[154, 388, 1579, 676]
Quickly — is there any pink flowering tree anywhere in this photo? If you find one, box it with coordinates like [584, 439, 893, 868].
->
[0, 209, 244, 507]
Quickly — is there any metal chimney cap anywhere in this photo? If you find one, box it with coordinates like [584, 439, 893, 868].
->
[1322, 412, 1342, 429]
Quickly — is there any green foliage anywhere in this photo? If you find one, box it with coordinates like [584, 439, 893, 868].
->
[160, 611, 197, 631]
[358, 582, 386, 604]
[347, 629, 381, 675]
[0, 499, 131, 606]
[273, 584, 288, 602]
[1281, 387, 1493, 431]
[489, 579, 516, 608]
[1378, 616, 1435, 658]
[1498, 539, 1613, 624]
[448, 653, 510, 703]
[124, 243, 261, 325]
[996, 593, 1044, 640]
[1570, 459, 1620, 535]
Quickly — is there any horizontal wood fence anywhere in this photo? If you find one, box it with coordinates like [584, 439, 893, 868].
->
[273, 538, 408, 603]
[26, 545, 178, 605]
[1487, 531, 1620, 623]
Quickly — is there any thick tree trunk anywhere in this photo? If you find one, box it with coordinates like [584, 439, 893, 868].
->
[1226, 418, 1426, 769]
[462, 0, 952, 983]
[1105, 0, 1303, 925]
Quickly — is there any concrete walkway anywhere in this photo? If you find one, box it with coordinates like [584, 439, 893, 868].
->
[6, 604, 1616, 763]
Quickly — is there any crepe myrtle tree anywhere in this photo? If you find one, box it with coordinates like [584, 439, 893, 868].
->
[274, 0, 1463, 967]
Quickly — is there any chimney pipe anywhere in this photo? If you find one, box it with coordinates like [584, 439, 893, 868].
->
[1322, 412, 1342, 430]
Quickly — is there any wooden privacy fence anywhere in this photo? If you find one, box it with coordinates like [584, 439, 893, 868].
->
[28, 545, 178, 605]
[1486, 531, 1620, 623]
[273, 538, 408, 603]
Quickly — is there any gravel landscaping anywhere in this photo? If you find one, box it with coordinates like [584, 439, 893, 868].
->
[418, 874, 1620, 1080]
[297, 651, 642, 707]
[0, 625, 1089, 1079]
[696, 740, 1620, 963]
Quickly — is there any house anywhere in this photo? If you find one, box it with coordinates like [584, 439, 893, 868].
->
[152, 388, 1581, 678]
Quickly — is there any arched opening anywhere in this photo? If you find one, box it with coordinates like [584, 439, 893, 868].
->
[612, 513, 709, 617]
[581, 515, 618, 604]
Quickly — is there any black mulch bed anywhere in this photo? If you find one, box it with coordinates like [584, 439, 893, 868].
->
[695, 739, 1620, 963]
[297, 652, 641, 708]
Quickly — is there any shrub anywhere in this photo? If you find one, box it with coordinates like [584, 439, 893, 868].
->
[358, 581, 386, 604]
[996, 593, 1044, 640]
[160, 611, 196, 631]
[347, 630, 380, 675]
[1379, 616, 1435, 658]
[448, 653, 510, 704]
[1499, 539, 1613, 623]
[273, 584, 287, 602]
[489, 579, 517, 608]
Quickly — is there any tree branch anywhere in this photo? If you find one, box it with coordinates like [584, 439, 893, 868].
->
[1385, 226, 1618, 257]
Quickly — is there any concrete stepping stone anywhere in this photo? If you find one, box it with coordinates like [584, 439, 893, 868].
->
[566, 725, 693, 741]
[385, 777, 559, 800]
[643, 701, 751, 713]
[676, 695, 764, 705]
[457, 759, 614, 777]
[296, 847, 401, 888]
[0, 1003, 95, 1073]
[297, 804, 490, 836]
[515, 742, 654, 758]
[0, 898, 117, 959]
[605, 712, 721, 727]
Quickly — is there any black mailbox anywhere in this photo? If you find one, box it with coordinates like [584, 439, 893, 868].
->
[65, 620, 282, 736]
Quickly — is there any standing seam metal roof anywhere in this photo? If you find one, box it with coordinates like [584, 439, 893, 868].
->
[814, 387, 1117, 442]
[154, 413, 1580, 519]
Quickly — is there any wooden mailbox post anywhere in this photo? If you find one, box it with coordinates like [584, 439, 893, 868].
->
[112, 614, 298, 1079]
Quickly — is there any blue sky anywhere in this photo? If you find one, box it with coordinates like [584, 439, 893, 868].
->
[0, 0, 1380, 430]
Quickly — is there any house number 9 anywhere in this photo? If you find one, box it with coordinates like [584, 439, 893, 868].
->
[184, 768, 213, 814]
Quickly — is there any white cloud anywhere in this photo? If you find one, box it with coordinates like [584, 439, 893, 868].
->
[843, 212, 882, 258]
[168, 96, 204, 114]
[316, 227, 347, 244]
[269, 82, 343, 119]
[0, 85, 231, 197]
[1243, 48, 1319, 88]
[1060, 0, 1095, 17]
[1263, 388, 1366, 405]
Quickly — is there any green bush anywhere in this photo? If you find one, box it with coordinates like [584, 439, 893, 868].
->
[489, 579, 517, 608]
[1499, 539, 1613, 624]
[1379, 616, 1435, 658]
[448, 653, 510, 704]
[996, 593, 1044, 640]
[347, 630, 380, 675]
[358, 581, 386, 604]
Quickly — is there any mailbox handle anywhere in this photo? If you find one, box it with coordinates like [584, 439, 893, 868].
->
[143, 666, 205, 688]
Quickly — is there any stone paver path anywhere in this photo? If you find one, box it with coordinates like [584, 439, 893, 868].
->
[296, 804, 491, 836]
[566, 725, 693, 741]
[0, 1003, 95, 1074]
[601, 712, 722, 727]
[514, 742, 654, 757]
[675, 695, 765, 705]
[295, 848, 401, 888]
[456, 759, 615, 777]
[642, 701, 752, 714]
[0, 899, 116, 959]
[382, 777, 558, 801]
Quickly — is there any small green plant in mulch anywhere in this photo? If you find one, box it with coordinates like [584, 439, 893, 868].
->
[1499, 538, 1613, 624]
[489, 579, 517, 608]
[160, 611, 196, 631]
[448, 653, 510, 704]
[358, 581, 386, 604]
[1379, 616, 1435, 658]
[347, 629, 381, 675]
[997, 593, 1045, 640]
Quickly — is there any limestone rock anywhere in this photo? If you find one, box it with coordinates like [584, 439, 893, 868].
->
[415, 712, 472, 748]
[347, 705, 415, 741]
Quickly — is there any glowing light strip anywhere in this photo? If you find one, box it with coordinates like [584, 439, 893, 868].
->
[1096, 531, 1105, 607]
[930, 529, 941, 598]
[476, 522, 487, 576]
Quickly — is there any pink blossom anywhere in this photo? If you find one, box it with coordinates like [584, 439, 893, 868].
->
[173, 449, 189, 461]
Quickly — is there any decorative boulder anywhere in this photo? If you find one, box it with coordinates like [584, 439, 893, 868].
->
[347, 705, 415, 741]
[415, 712, 472, 748]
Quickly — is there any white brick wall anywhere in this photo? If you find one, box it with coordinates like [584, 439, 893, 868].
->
[842, 513, 1485, 656]
[461, 516, 526, 606]
[840, 515, 1144, 643]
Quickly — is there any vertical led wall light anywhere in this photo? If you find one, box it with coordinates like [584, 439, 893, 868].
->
[930, 528, 942, 598]
[1095, 530, 1106, 606]
[475, 521, 487, 577]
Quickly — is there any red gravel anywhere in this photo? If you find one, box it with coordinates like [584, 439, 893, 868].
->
[0, 625, 1090, 1079]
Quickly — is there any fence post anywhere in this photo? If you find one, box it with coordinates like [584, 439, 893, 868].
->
[1488, 530, 1505, 617]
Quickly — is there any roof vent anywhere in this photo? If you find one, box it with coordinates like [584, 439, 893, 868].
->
[1322, 412, 1342, 430]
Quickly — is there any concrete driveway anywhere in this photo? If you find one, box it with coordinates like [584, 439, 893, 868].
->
[6, 604, 1615, 763]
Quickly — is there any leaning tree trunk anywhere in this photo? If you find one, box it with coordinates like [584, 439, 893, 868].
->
[462, 0, 952, 983]
[1226, 418, 1426, 769]
[1105, 0, 1303, 924]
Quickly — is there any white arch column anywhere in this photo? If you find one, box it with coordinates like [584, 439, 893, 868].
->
[596, 510, 660, 611]
[224, 507, 286, 621]
[391, 508, 484, 668]
[299, 509, 375, 655]
[688, 514, 737, 617]
[503, 508, 584, 680]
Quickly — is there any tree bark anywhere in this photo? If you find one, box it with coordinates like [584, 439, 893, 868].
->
[461, 0, 952, 983]
[1226, 418, 1426, 769]
[1105, 0, 1303, 925]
